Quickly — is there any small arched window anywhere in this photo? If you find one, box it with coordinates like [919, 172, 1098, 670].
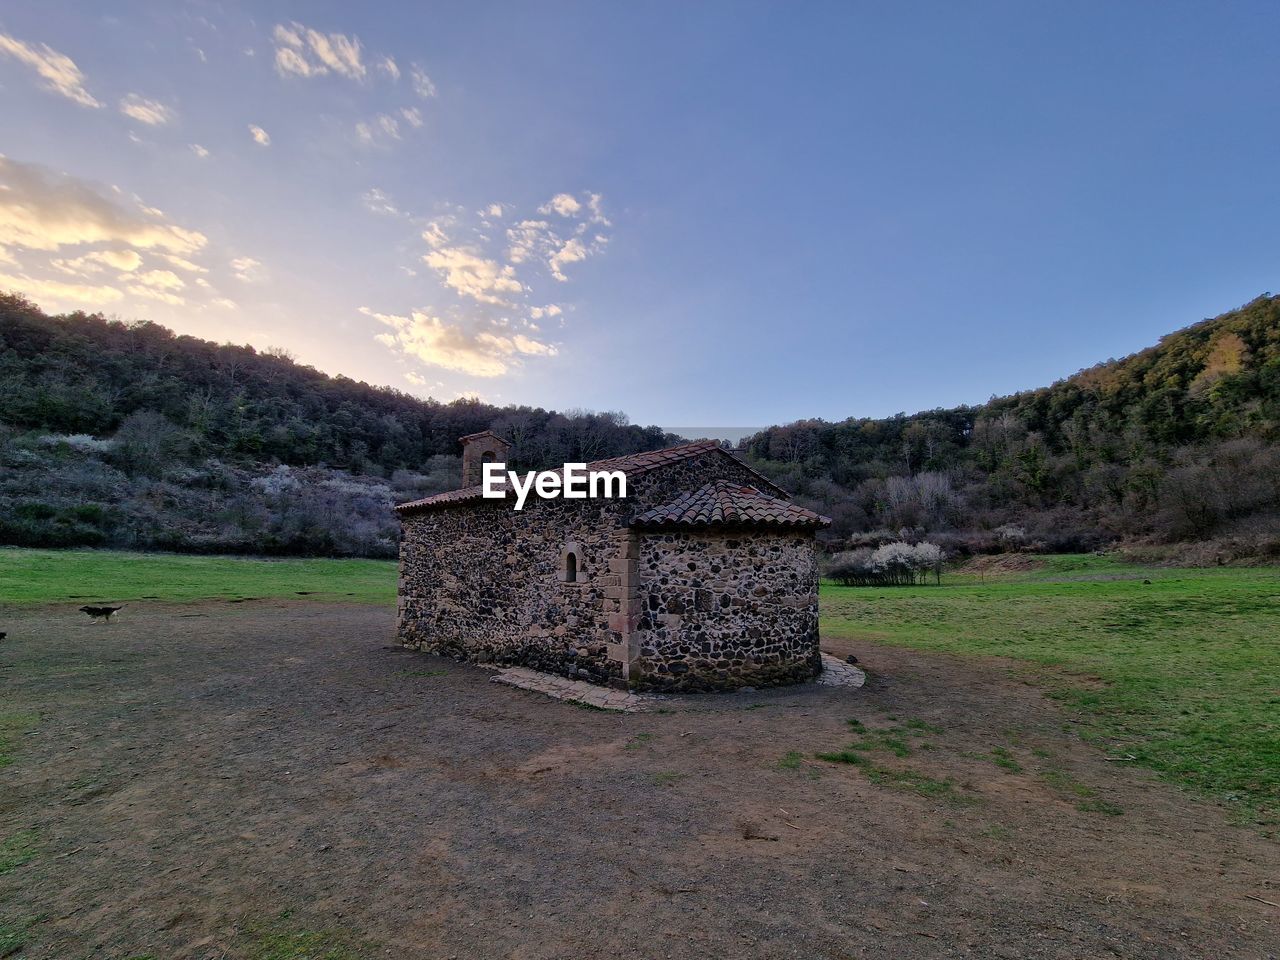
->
[481, 450, 496, 464]
[561, 542, 583, 584]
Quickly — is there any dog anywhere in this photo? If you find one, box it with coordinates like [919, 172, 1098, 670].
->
[79, 605, 124, 623]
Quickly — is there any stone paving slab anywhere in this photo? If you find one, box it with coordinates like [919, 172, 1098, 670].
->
[490, 653, 865, 710]
[491, 667, 659, 712]
[816, 653, 867, 688]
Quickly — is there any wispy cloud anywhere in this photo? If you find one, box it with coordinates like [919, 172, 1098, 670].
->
[355, 113, 401, 146]
[132, 268, 185, 291]
[159, 253, 206, 273]
[361, 307, 556, 378]
[248, 124, 271, 146]
[410, 63, 436, 99]
[548, 237, 588, 282]
[126, 283, 185, 306]
[230, 256, 264, 282]
[0, 270, 123, 304]
[273, 22, 365, 80]
[367, 191, 609, 377]
[362, 188, 403, 216]
[529, 304, 562, 320]
[52, 248, 143, 274]
[0, 156, 243, 314]
[190, 144, 210, 159]
[119, 94, 175, 126]
[0, 156, 206, 255]
[506, 219, 553, 265]
[0, 32, 100, 107]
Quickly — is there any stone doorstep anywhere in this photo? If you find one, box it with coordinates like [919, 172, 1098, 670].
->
[487, 653, 865, 710]
[816, 653, 868, 688]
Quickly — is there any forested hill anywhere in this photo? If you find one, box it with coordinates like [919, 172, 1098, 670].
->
[743, 294, 1280, 558]
[0, 293, 678, 473]
[3, 291, 1279, 559]
[0, 293, 679, 556]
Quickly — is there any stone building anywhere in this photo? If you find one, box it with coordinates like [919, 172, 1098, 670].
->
[395, 435, 830, 692]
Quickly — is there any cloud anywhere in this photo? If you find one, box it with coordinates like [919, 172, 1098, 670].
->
[400, 106, 423, 128]
[230, 256, 264, 282]
[423, 246, 522, 306]
[119, 94, 174, 126]
[0, 156, 207, 256]
[132, 268, 184, 291]
[355, 113, 401, 146]
[52, 248, 143, 274]
[587, 192, 611, 226]
[361, 307, 557, 378]
[405, 193, 611, 320]
[0, 32, 100, 107]
[248, 124, 271, 146]
[540, 193, 582, 217]
[126, 283, 185, 306]
[503, 195, 610, 280]
[378, 56, 400, 80]
[0, 158, 236, 314]
[505, 219, 553, 265]
[548, 237, 587, 282]
[410, 63, 436, 98]
[190, 143, 210, 159]
[273, 45, 313, 78]
[362, 188, 403, 216]
[422, 221, 449, 249]
[159, 253, 206, 273]
[273, 22, 365, 80]
[0, 269, 122, 304]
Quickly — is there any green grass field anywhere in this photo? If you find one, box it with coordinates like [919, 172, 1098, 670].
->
[0, 548, 397, 605]
[823, 555, 1280, 821]
[3, 548, 1276, 821]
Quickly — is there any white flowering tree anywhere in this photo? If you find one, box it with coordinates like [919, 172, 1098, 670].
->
[828, 541, 947, 586]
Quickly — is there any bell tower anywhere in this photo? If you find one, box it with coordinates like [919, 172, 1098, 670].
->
[460, 430, 511, 487]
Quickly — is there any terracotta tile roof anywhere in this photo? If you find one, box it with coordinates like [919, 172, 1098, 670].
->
[630, 480, 830, 530]
[459, 429, 507, 442]
[396, 439, 742, 514]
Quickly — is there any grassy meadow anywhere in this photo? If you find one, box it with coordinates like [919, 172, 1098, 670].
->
[2, 547, 1276, 820]
[0, 547, 397, 606]
[823, 555, 1280, 821]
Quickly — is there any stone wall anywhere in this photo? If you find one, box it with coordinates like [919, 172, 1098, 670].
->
[398, 497, 625, 684]
[397, 448, 821, 690]
[631, 528, 821, 692]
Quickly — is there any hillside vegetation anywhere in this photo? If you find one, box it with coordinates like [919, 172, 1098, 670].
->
[3, 291, 1279, 559]
[745, 294, 1280, 560]
[0, 293, 678, 555]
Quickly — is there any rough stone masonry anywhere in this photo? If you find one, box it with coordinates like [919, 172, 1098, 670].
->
[395, 434, 829, 692]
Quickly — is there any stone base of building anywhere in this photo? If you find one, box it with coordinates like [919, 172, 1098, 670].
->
[400, 625, 821, 694]
[628, 647, 822, 693]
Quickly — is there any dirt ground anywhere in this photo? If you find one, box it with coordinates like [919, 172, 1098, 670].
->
[1, 601, 1277, 959]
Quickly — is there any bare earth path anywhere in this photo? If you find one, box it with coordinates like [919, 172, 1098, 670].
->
[1, 602, 1277, 959]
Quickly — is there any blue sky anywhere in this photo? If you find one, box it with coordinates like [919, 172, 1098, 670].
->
[2, 2, 1278, 432]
